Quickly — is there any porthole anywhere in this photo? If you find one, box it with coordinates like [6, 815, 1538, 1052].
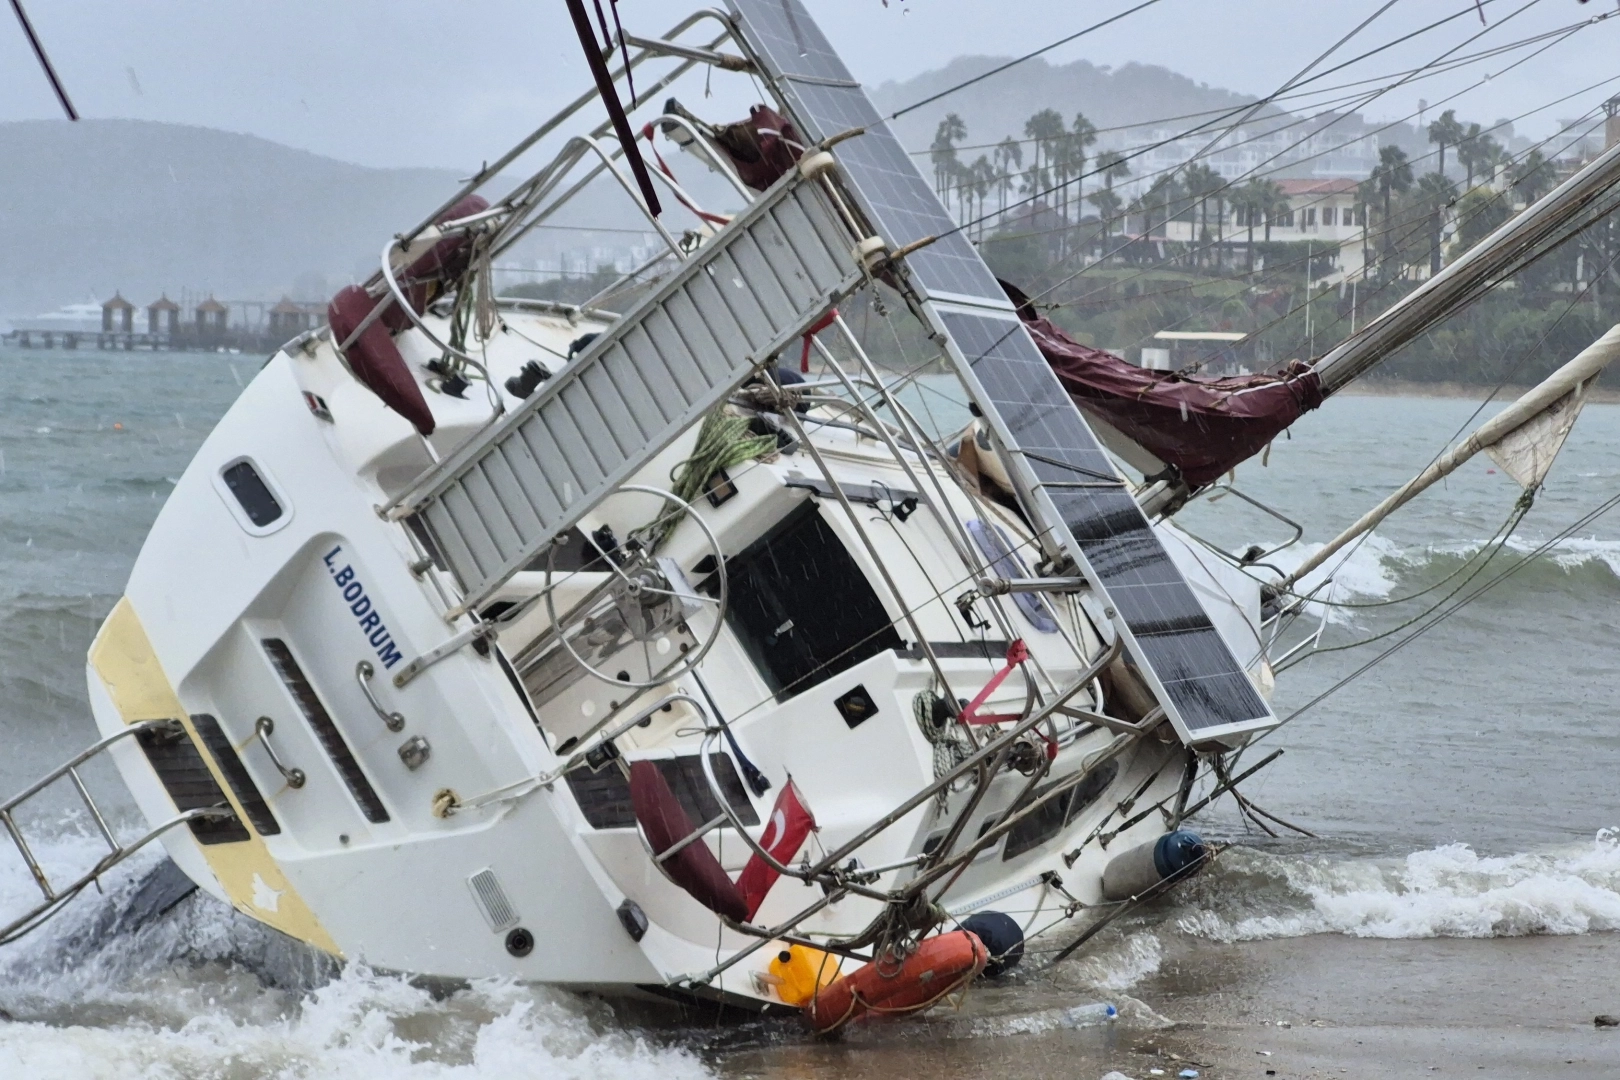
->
[212, 456, 293, 536]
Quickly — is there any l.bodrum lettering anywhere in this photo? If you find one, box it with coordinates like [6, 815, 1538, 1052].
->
[323, 546, 404, 669]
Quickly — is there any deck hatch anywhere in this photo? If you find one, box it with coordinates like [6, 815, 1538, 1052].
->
[261, 638, 391, 823]
[190, 713, 280, 836]
[134, 722, 250, 845]
[565, 755, 759, 831]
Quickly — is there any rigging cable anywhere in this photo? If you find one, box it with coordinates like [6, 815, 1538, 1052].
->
[1261, 483, 1620, 740]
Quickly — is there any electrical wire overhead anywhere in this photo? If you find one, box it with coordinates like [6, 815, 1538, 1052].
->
[8, 0, 76, 120]
[888, 0, 1167, 120]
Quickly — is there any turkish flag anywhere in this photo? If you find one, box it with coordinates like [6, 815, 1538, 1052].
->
[736, 780, 817, 920]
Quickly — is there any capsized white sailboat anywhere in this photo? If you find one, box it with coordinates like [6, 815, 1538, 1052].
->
[4, 0, 1619, 1026]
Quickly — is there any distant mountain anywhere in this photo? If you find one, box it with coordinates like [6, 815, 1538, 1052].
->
[871, 56, 1281, 158]
[0, 119, 467, 321]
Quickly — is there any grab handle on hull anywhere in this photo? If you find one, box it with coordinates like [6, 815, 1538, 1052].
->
[254, 717, 306, 789]
[356, 661, 406, 732]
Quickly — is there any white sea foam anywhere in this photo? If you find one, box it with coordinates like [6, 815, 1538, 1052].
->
[0, 829, 713, 1080]
[0, 966, 712, 1080]
[1051, 931, 1164, 991]
[1178, 831, 1620, 943]
[1263, 533, 1404, 623]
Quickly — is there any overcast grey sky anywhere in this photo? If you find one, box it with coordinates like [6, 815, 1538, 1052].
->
[3, 1, 1616, 169]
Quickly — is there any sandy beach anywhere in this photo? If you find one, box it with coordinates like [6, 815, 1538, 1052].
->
[707, 931, 1620, 1080]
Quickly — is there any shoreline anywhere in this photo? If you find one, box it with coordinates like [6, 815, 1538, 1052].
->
[1343, 378, 1620, 403]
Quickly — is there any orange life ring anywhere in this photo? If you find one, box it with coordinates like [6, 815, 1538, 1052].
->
[802, 929, 986, 1034]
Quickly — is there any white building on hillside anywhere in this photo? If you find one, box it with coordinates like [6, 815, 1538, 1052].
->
[1162, 178, 1368, 282]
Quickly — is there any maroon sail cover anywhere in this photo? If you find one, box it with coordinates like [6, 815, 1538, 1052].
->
[327, 285, 436, 436]
[380, 193, 491, 332]
[1006, 285, 1324, 487]
[709, 105, 804, 191]
[630, 761, 748, 923]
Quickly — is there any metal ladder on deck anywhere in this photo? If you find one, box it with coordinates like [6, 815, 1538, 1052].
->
[0, 719, 230, 944]
[389, 156, 868, 615]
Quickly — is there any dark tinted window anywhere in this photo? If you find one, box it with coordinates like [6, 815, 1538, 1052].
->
[565, 755, 759, 830]
[222, 461, 282, 527]
[1002, 758, 1120, 861]
[716, 504, 902, 701]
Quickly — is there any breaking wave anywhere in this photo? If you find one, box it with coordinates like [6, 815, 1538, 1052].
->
[1175, 831, 1620, 942]
[1266, 532, 1620, 620]
[0, 831, 712, 1080]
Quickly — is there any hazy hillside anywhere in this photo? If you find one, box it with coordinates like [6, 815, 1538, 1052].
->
[0, 60, 1328, 321]
[0, 119, 468, 320]
[871, 56, 1280, 155]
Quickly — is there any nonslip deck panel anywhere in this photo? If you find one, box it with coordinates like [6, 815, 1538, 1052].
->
[728, 0, 1273, 737]
[403, 179, 859, 607]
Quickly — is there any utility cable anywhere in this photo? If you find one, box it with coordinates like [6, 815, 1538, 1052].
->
[8, 0, 76, 120]
[888, 0, 1168, 120]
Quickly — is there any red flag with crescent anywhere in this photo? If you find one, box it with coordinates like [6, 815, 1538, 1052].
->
[736, 780, 816, 920]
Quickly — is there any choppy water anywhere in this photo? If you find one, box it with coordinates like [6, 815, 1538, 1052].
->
[4, 348, 1620, 1077]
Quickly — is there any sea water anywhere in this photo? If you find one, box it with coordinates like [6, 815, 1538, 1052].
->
[4, 349, 1620, 1076]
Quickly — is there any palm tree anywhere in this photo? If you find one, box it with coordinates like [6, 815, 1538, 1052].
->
[1023, 108, 1066, 198]
[1510, 148, 1554, 206]
[1471, 134, 1507, 189]
[1427, 109, 1465, 179]
[1088, 186, 1123, 246]
[1181, 162, 1222, 266]
[1356, 176, 1378, 280]
[1415, 171, 1458, 276]
[1095, 150, 1131, 193]
[931, 114, 966, 201]
[1455, 123, 1505, 188]
[1232, 178, 1286, 274]
[1259, 180, 1291, 244]
[993, 136, 1023, 220]
[1129, 174, 1179, 240]
[1067, 112, 1098, 228]
[968, 155, 995, 239]
[1373, 145, 1413, 276]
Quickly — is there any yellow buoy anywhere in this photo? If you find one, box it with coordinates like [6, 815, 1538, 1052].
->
[767, 943, 840, 1007]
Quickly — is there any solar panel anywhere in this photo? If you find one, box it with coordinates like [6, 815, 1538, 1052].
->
[727, 0, 1276, 743]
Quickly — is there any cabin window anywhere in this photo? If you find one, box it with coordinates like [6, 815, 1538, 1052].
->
[565, 754, 760, 830]
[1322, 206, 1336, 226]
[221, 460, 282, 527]
[1001, 758, 1120, 860]
[715, 503, 902, 701]
[1304, 207, 1317, 227]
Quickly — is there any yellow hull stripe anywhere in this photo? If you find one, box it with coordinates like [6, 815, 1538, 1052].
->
[90, 597, 340, 955]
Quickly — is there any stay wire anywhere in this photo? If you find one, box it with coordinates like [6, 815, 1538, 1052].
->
[8, 0, 75, 120]
[1260, 484, 1620, 741]
[1271, 236, 1620, 623]
[1274, 495, 1532, 671]
[920, 13, 1614, 161]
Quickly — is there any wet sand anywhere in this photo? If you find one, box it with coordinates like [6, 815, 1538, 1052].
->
[709, 932, 1620, 1080]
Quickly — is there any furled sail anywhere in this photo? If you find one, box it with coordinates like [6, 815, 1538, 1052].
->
[1002, 282, 1324, 488]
